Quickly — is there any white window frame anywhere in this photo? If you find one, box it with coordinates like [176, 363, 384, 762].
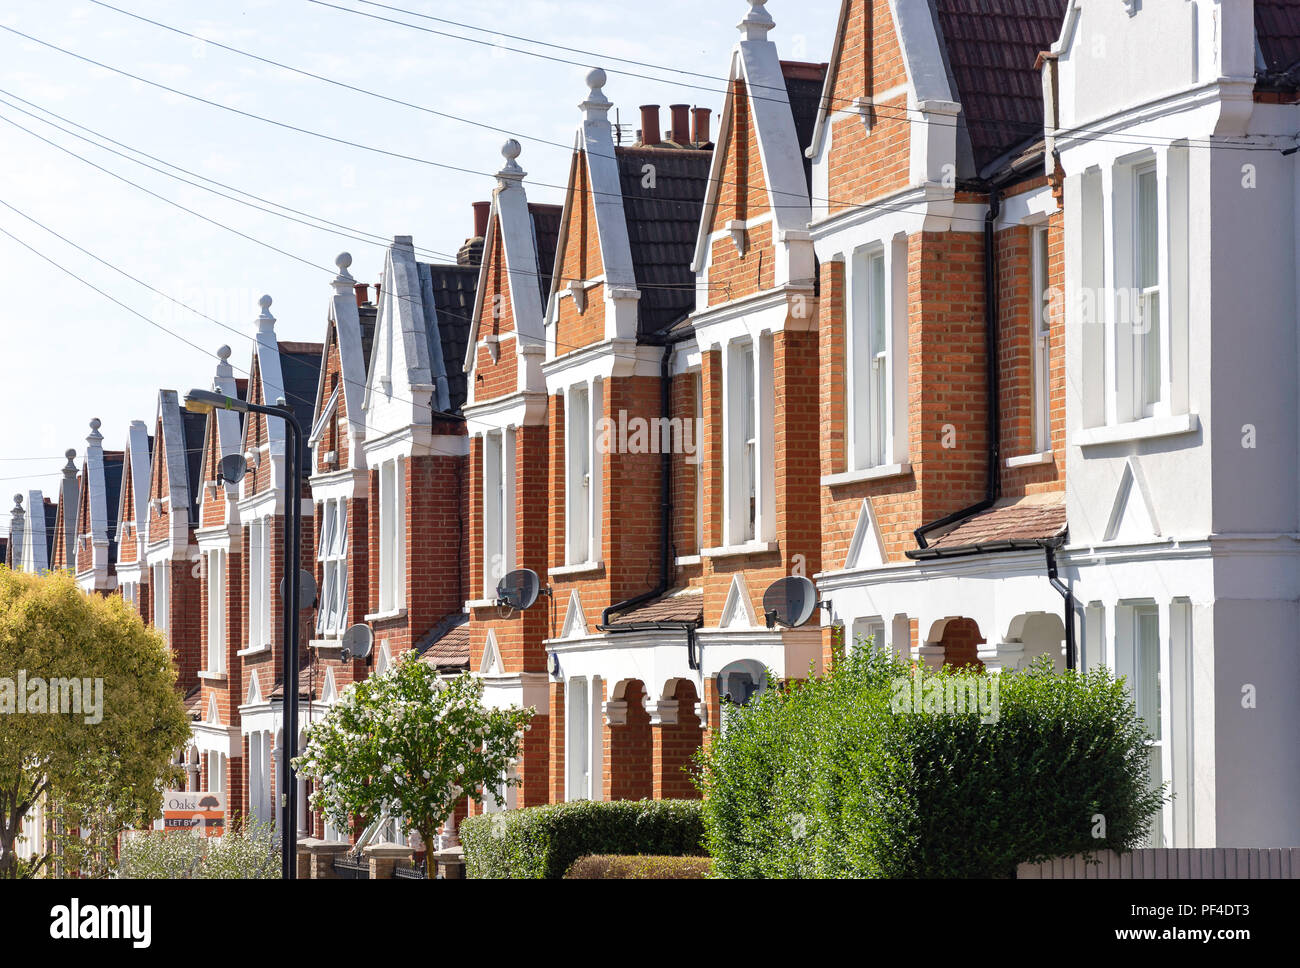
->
[845, 243, 906, 471]
[1131, 162, 1162, 418]
[378, 458, 406, 614]
[566, 677, 591, 801]
[315, 499, 349, 636]
[852, 616, 886, 655]
[206, 750, 226, 795]
[151, 561, 169, 639]
[206, 549, 226, 673]
[1116, 602, 1171, 847]
[564, 382, 602, 566]
[247, 518, 271, 651]
[1031, 224, 1052, 452]
[723, 337, 773, 546]
[483, 430, 516, 597]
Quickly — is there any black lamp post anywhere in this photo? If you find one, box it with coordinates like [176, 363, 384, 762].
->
[185, 387, 304, 880]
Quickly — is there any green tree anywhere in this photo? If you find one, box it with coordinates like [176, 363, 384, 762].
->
[0, 567, 191, 878]
[294, 657, 533, 858]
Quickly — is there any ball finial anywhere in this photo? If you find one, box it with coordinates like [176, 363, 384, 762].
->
[13, 493, 23, 507]
[259, 294, 273, 311]
[502, 139, 522, 162]
[217, 345, 232, 362]
[66, 448, 77, 461]
[90, 418, 101, 432]
[586, 67, 607, 92]
[336, 252, 353, 271]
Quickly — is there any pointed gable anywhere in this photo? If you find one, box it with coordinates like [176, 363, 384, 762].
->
[116, 421, 152, 566]
[465, 143, 561, 406]
[310, 255, 370, 475]
[364, 237, 477, 444]
[694, 8, 820, 306]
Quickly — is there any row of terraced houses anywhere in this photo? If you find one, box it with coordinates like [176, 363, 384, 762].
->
[8, 0, 1300, 853]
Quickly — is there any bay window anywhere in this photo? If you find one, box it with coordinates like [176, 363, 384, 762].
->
[1116, 602, 1168, 847]
[565, 382, 601, 566]
[1031, 225, 1051, 452]
[151, 561, 169, 639]
[316, 499, 348, 636]
[246, 518, 271, 651]
[723, 336, 773, 546]
[845, 239, 906, 471]
[205, 549, 226, 673]
[377, 458, 406, 614]
[1133, 163, 1161, 416]
[483, 430, 515, 597]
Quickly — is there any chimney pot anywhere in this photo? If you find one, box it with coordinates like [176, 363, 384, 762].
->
[639, 105, 661, 146]
[692, 107, 712, 145]
[669, 104, 691, 145]
[472, 201, 491, 239]
[353, 283, 369, 308]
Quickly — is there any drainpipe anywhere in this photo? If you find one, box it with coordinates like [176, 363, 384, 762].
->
[914, 186, 1003, 549]
[598, 324, 696, 630]
[1044, 540, 1076, 670]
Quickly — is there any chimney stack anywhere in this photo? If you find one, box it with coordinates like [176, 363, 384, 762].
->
[639, 105, 661, 146]
[692, 107, 712, 145]
[472, 201, 491, 239]
[669, 104, 691, 145]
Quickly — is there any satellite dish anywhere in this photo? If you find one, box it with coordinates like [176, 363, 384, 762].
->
[279, 569, 318, 611]
[762, 575, 817, 629]
[340, 624, 373, 661]
[496, 568, 543, 610]
[219, 453, 247, 485]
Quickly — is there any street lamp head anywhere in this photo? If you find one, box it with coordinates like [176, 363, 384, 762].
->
[184, 388, 247, 415]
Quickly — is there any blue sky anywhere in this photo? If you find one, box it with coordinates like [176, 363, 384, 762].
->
[0, 0, 842, 530]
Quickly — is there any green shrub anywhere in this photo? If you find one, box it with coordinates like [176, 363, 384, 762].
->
[461, 799, 705, 879]
[565, 854, 713, 879]
[696, 648, 1166, 879]
[116, 820, 279, 879]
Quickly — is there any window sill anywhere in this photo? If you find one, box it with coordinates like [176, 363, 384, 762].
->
[466, 599, 499, 610]
[702, 540, 778, 560]
[1075, 413, 1199, 449]
[198, 671, 228, 682]
[309, 638, 344, 651]
[237, 644, 271, 658]
[1005, 451, 1054, 469]
[549, 561, 603, 578]
[674, 555, 702, 567]
[364, 608, 407, 624]
[821, 463, 912, 487]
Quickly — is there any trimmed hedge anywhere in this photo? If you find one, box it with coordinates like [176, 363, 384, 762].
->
[565, 855, 714, 879]
[696, 648, 1166, 878]
[461, 799, 705, 879]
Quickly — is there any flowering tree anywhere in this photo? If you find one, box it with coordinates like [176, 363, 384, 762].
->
[293, 656, 533, 857]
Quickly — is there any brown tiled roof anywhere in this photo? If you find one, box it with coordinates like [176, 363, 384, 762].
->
[417, 624, 470, 672]
[1257, 0, 1300, 81]
[928, 497, 1066, 550]
[609, 587, 703, 627]
[414, 612, 470, 671]
[184, 685, 203, 719]
[615, 146, 712, 336]
[269, 667, 312, 701]
[930, 0, 1068, 173]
